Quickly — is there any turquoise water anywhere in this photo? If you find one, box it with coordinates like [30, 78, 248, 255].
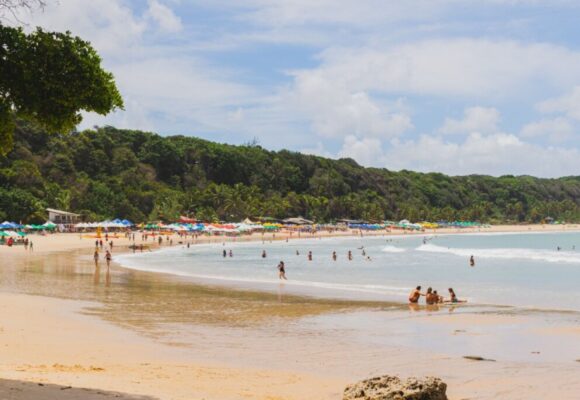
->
[116, 231, 580, 311]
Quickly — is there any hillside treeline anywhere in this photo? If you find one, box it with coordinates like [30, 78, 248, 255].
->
[1, 121, 580, 223]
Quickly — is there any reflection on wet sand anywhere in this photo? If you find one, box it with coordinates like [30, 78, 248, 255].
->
[0, 248, 399, 340]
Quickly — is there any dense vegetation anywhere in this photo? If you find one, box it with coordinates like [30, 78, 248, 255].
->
[1, 121, 580, 224]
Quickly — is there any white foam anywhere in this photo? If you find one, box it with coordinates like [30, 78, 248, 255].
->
[417, 243, 580, 264]
[382, 245, 406, 253]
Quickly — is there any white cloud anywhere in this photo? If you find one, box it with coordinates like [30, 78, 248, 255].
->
[287, 74, 413, 139]
[290, 39, 580, 99]
[338, 135, 384, 165]
[385, 133, 580, 177]
[146, 0, 183, 33]
[520, 117, 575, 142]
[537, 86, 580, 120]
[439, 106, 500, 135]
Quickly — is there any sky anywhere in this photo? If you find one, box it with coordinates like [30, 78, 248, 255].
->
[12, 0, 580, 177]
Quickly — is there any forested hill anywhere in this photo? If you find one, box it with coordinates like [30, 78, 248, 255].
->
[1, 121, 580, 224]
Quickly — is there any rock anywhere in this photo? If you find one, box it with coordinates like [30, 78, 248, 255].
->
[343, 375, 448, 400]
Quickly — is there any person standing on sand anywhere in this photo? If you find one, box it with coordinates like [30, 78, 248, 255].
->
[93, 249, 99, 266]
[277, 261, 287, 280]
[408, 286, 424, 303]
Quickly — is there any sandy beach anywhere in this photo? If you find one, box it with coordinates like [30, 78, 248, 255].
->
[1, 225, 580, 399]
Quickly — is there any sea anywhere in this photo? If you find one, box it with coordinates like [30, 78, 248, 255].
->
[116, 231, 580, 312]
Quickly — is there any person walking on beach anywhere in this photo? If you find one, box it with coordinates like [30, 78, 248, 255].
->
[408, 286, 424, 303]
[469, 255, 475, 267]
[105, 250, 112, 268]
[93, 249, 99, 266]
[277, 261, 287, 280]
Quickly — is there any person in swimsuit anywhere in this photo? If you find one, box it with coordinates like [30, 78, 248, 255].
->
[332, 251, 337, 261]
[408, 286, 424, 303]
[308, 251, 312, 261]
[93, 249, 99, 266]
[425, 287, 436, 305]
[446, 288, 466, 303]
[105, 250, 112, 268]
[278, 261, 287, 280]
[433, 290, 443, 304]
[262, 250, 267, 258]
[469, 255, 475, 267]
[348, 250, 353, 261]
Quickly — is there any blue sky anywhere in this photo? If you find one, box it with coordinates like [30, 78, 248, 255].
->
[16, 0, 580, 177]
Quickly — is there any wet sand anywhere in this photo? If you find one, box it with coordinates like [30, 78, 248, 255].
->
[1, 228, 579, 399]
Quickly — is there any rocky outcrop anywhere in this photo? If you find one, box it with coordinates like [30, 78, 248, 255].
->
[343, 375, 448, 400]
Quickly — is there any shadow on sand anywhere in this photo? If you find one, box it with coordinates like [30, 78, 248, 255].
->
[0, 378, 159, 400]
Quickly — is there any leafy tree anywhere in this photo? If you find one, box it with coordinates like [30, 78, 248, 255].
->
[0, 24, 123, 154]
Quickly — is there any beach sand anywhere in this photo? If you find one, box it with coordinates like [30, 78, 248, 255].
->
[1, 225, 579, 399]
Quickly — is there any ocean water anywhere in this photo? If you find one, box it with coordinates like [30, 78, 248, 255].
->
[116, 231, 580, 311]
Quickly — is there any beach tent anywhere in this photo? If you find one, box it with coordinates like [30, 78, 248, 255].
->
[42, 221, 57, 229]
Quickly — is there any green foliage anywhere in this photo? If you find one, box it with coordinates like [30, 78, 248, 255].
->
[1, 123, 580, 223]
[0, 25, 123, 155]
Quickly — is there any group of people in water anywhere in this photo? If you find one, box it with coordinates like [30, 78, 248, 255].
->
[408, 286, 465, 304]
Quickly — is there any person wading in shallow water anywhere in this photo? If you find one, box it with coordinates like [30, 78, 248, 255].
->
[408, 286, 424, 303]
[277, 261, 287, 280]
[105, 250, 112, 268]
[470, 255, 475, 267]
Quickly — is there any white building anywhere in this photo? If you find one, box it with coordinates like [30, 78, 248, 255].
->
[46, 208, 81, 225]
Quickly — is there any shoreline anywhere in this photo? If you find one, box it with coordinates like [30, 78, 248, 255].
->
[1, 225, 580, 399]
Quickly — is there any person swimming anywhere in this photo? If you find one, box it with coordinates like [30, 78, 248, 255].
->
[408, 286, 424, 303]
